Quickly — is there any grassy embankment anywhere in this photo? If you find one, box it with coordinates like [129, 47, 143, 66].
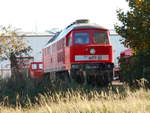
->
[0, 77, 150, 113]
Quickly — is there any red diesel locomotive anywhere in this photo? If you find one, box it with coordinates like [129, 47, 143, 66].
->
[42, 20, 114, 86]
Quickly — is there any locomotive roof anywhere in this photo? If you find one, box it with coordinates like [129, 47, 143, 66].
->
[45, 23, 108, 48]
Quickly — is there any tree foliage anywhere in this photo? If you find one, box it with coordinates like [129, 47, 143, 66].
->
[115, 0, 150, 53]
[0, 25, 31, 75]
[115, 0, 150, 87]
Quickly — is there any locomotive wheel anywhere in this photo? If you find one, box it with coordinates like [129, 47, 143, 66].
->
[50, 71, 71, 87]
[70, 70, 85, 84]
[90, 70, 112, 87]
[96, 74, 105, 86]
[64, 71, 71, 83]
[87, 75, 96, 86]
[76, 74, 84, 84]
[61, 71, 71, 86]
[96, 70, 113, 87]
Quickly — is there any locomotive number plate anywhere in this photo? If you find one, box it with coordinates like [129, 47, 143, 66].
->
[75, 55, 109, 61]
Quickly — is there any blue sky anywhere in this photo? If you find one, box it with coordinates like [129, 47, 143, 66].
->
[0, 0, 128, 32]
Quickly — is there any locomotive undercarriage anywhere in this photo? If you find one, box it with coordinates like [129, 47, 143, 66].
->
[70, 69, 113, 86]
[70, 63, 114, 86]
[46, 63, 113, 87]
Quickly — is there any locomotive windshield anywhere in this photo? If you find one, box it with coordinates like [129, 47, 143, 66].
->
[39, 64, 43, 69]
[32, 64, 38, 69]
[32, 63, 43, 69]
[74, 32, 89, 44]
[93, 32, 109, 44]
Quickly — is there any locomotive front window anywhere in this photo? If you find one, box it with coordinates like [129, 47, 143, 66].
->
[32, 64, 38, 69]
[93, 32, 108, 44]
[39, 64, 43, 69]
[74, 32, 89, 44]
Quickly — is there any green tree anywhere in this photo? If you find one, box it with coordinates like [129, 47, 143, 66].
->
[0, 25, 31, 76]
[115, 0, 150, 87]
[115, 0, 150, 53]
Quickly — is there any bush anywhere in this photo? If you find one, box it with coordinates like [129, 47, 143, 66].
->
[0, 73, 54, 107]
[119, 51, 150, 88]
[0, 72, 81, 107]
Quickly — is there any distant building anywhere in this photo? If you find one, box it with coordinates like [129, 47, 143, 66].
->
[25, 36, 52, 62]
[0, 33, 52, 78]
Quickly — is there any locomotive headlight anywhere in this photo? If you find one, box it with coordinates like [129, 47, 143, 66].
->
[90, 48, 96, 54]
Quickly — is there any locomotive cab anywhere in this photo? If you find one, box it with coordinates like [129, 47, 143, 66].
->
[29, 62, 44, 79]
[65, 28, 113, 69]
[64, 23, 114, 85]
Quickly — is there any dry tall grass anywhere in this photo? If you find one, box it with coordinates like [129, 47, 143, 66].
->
[0, 87, 150, 113]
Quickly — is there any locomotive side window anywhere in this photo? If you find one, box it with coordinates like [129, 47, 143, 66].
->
[66, 34, 72, 47]
[93, 32, 108, 44]
[68, 36, 72, 46]
[74, 32, 89, 44]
